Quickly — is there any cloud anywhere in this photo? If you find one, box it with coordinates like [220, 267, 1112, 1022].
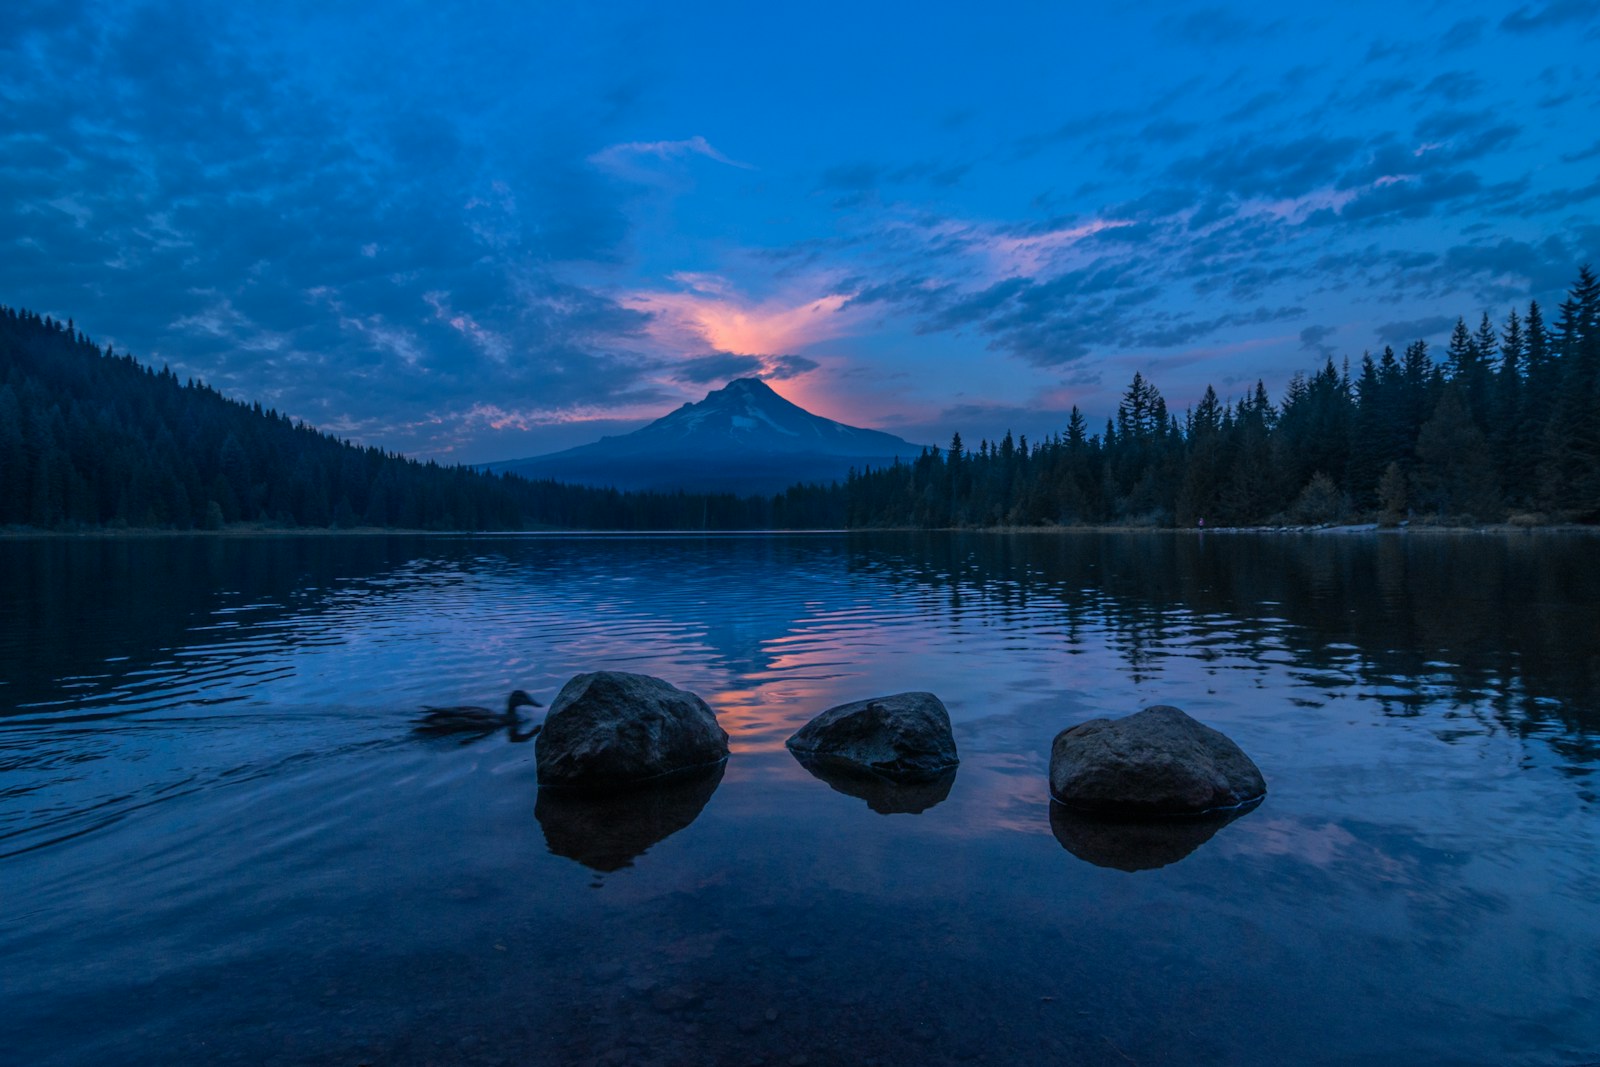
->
[1314, 171, 1484, 225]
[763, 354, 821, 380]
[1501, 1, 1600, 33]
[7, 0, 1596, 463]
[1299, 324, 1338, 358]
[671, 352, 764, 383]
[1141, 119, 1199, 144]
[626, 276, 860, 356]
[668, 351, 820, 384]
[1416, 108, 1497, 141]
[818, 162, 880, 192]
[588, 135, 753, 174]
[815, 158, 970, 206]
[1437, 236, 1590, 294]
[1170, 133, 1363, 200]
[1376, 316, 1456, 343]
[1561, 140, 1600, 163]
[0, 3, 666, 459]
[1516, 177, 1600, 216]
[1420, 71, 1483, 103]
[978, 219, 1140, 278]
[1439, 18, 1487, 51]
[1161, 7, 1283, 45]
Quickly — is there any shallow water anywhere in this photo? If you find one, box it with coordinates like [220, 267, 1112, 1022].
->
[2, 530, 1597, 1066]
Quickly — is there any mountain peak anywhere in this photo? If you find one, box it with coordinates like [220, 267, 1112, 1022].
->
[715, 376, 778, 398]
[485, 374, 926, 494]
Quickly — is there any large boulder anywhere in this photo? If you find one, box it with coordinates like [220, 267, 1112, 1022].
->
[1049, 705, 1265, 816]
[786, 691, 958, 783]
[536, 672, 730, 792]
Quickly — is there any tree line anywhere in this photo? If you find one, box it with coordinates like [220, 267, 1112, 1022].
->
[845, 266, 1600, 528]
[0, 306, 845, 531]
[6, 265, 1598, 534]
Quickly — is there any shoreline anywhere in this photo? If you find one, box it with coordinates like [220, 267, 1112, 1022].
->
[3, 521, 1594, 540]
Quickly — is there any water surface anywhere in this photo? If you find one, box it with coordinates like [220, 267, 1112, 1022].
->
[2, 531, 1597, 1066]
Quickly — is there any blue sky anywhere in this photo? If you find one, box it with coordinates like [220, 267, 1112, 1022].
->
[5, 1, 1599, 461]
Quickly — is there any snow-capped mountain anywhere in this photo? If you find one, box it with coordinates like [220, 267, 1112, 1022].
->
[485, 378, 924, 494]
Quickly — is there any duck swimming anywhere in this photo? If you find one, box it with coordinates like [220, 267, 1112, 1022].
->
[413, 689, 543, 737]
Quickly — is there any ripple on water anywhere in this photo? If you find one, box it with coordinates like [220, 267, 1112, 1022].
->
[0, 531, 1597, 1066]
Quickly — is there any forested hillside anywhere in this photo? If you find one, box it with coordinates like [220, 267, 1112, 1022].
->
[0, 307, 844, 531]
[846, 267, 1600, 528]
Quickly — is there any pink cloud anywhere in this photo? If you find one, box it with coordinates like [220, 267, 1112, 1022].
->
[626, 275, 860, 356]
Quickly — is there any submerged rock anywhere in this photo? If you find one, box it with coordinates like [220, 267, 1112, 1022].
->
[536, 671, 729, 792]
[1049, 800, 1257, 871]
[536, 763, 724, 872]
[1048, 705, 1265, 816]
[786, 691, 959, 783]
[797, 759, 956, 815]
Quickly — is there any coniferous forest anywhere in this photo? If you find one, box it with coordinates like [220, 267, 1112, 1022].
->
[846, 267, 1600, 529]
[0, 306, 844, 531]
[3, 265, 1597, 533]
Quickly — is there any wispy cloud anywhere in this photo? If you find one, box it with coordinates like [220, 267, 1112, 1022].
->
[978, 219, 1139, 279]
[589, 135, 754, 173]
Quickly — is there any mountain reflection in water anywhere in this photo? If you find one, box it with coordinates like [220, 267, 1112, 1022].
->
[2, 530, 1597, 1066]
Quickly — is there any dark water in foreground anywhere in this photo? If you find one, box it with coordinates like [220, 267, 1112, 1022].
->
[2, 531, 1598, 1067]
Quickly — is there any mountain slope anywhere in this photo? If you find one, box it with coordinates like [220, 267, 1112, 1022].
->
[0, 306, 844, 530]
[487, 378, 925, 493]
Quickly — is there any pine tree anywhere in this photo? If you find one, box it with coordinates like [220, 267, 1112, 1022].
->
[1377, 461, 1408, 524]
[1495, 308, 1533, 506]
[1413, 388, 1501, 521]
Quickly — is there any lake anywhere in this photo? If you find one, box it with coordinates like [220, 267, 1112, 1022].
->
[2, 531, 1598, 1066]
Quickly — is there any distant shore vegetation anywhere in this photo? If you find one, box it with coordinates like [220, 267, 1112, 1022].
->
[3, 265, 1597, 533]
[847, 267, 1600, 530]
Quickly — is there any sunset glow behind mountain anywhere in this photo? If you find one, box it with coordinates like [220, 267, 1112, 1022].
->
[4, 1, 1597, 461]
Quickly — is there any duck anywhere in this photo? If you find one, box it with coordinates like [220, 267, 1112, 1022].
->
[413, 689, 543, 736]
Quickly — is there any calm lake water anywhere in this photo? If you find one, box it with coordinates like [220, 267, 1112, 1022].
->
[2, 531, 1598, 1066]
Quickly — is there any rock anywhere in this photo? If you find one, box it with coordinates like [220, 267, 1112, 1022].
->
[536, 763, 724, 872]
[797, 759, 955, 815]
[786, 692, 958, 783]
[1048, 705, 1265, 816]
[1049, 801, 1253, 871]
[536, 671, 730, 792]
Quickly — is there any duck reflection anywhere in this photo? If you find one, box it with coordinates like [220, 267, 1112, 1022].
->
[411, 690, 543, 744]
[794, 757, 956, 815]
[409, 718, 542, 746]
[535, 764, 724, 872]
[1049, 798, 1259, 872]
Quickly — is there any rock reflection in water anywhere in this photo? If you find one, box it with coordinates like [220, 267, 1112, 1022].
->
[1049, 798, 1258, 871]
[795, 757, 956, 814]
[534, 764, 724, 872]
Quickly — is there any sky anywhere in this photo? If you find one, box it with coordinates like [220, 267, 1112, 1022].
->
[4, 1, 1599, 462]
